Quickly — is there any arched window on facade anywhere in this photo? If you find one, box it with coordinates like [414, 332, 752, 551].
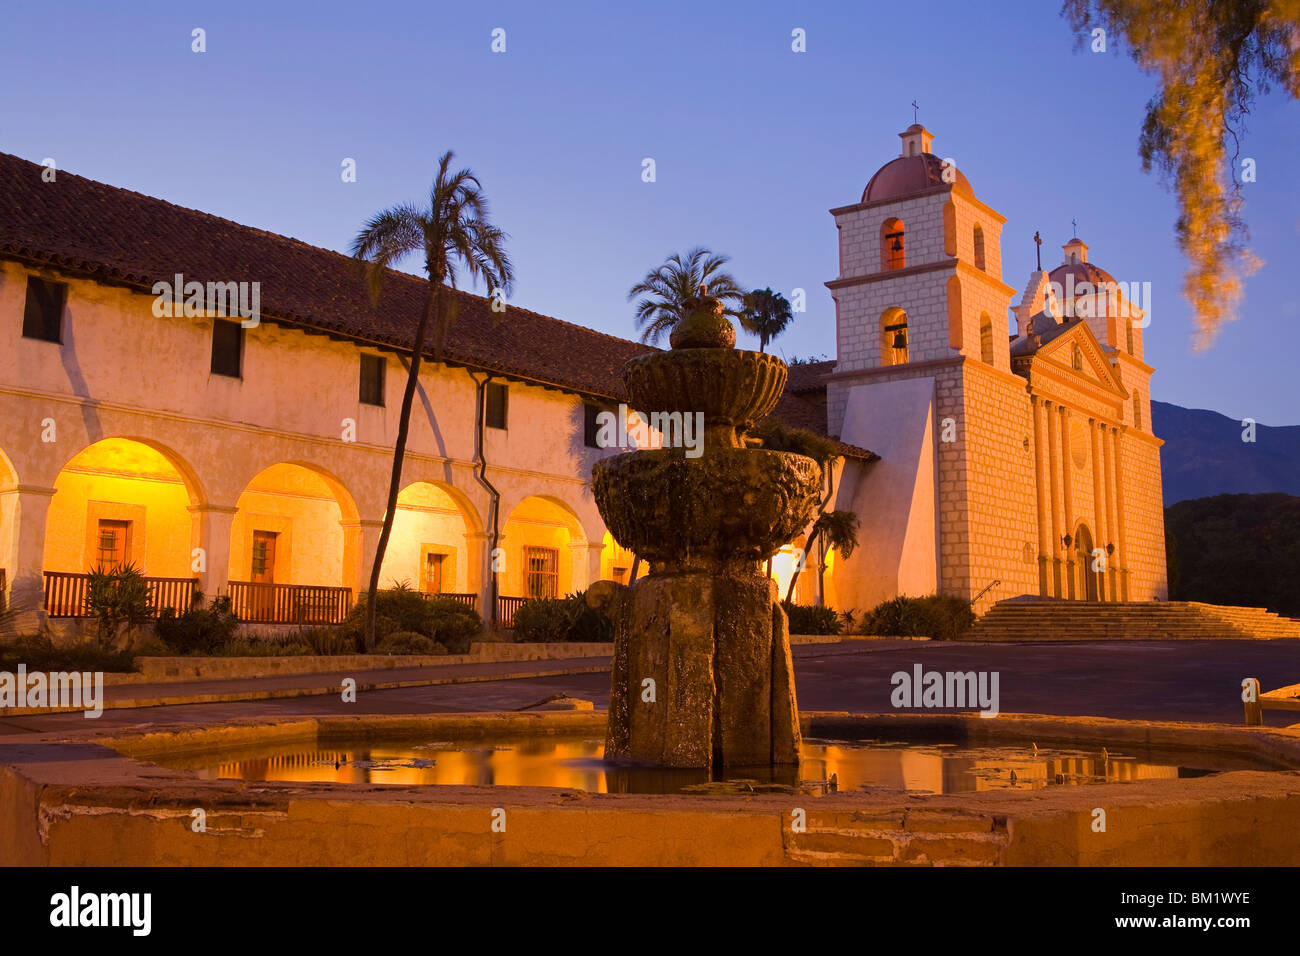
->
[1133, 390, 1143, 430]
[881, 218, 905, 271]
[979, 314, 993, 365]
[1126, 320, 1134, 355]
[882, 308, 909, 366]
[973, 224, 986, 271]
[1072, 344, 1084, 371]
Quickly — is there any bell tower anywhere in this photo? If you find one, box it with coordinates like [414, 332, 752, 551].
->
[825, 125, 1017, 431]
[822, 124, 1033, 618]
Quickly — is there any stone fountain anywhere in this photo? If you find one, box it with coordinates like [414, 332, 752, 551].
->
[589, 287, 823, 770]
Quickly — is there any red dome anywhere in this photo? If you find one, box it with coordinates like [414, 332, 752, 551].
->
[1048, 261, 1118, 289]
[863, 153, 973, 203]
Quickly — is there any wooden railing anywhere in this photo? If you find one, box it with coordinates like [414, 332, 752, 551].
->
[228, 581, 353, 625]
[43, 571, 199, 618]
[496, 595, 527, 628]
[422, 592, 478, 612]
[149, 577, 203, 616]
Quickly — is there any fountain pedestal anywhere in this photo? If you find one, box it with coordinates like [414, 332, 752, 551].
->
[591, 289, 821, 771]
[591, 571, 800, 768]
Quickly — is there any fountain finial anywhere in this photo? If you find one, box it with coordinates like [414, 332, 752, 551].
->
[669, 283, 736, 350]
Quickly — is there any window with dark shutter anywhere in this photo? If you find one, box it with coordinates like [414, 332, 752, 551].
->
[359, 353, 385, 405]
[485, 382, 508, 430]
[584, 403, 603, 448]
[210, 319, 244, 378]
[21, 276, 66, 343]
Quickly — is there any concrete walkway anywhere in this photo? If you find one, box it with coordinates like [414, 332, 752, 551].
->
[3, 639, 1299, 734]
[0, 655, 611, 722]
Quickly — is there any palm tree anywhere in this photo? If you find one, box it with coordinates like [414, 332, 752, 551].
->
[786, 510, 859, 604]
[352, 151, 514, 650]
[739, 287, 793, 353]
[628, 247, 744, 344]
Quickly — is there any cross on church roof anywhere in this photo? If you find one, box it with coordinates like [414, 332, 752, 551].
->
[1033, 231, 1042, 271]
[911, 100, 918, 123]
[1072, 218, 1078, 238]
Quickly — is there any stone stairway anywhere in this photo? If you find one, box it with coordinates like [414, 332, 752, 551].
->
[960, 599, 1300, 643]
[785, 808, 1010, 866]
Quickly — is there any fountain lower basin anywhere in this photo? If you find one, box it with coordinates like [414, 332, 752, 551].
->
[8, 711, 1300, 866]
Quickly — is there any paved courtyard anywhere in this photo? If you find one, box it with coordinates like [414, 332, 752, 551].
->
[3, 639, 1298, 735]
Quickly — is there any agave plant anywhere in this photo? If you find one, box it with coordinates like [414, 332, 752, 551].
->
[85, 562, 155, 648]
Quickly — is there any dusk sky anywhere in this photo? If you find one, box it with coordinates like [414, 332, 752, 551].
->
[4, 0, 1297, 423]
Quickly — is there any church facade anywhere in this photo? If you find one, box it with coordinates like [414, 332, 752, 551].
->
[817, 124, 1167, 614]
[0, 127, 1165, 636]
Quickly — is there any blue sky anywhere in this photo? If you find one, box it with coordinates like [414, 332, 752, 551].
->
[3, 0, 1297, 423]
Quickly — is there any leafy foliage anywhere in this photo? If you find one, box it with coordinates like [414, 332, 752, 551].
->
[351, 150, 514, 651]
[1165, 492, 1300, 615]
[1061, 0, 1299, 345]
[627, 247, 744, 345]
[0, 634, 137, 673]
[341, 588, 482, 653]
[154, 594, 239, 655]
[780, 601, 843, 635]
[750, 420, 840, 464]
[858, 595, 975, 641]
[512, 591, 613, 643]
[85, 562, 155, 648]
[738, 287, 793, 353]
[376, 631, 447, 656]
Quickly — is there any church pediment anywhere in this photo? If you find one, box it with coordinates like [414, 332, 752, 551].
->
[1023, 318, 1128, 398]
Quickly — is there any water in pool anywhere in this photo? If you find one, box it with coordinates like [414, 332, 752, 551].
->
[153, 735, 1235, 795]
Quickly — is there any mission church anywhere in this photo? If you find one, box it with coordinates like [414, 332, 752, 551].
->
[816, 122, 1167, 614]
[0, 123, 1165, 635]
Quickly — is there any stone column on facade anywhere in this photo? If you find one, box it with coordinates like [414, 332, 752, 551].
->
[1059, 405, 1076, 600]
[0, 484, 57, 633]
[1101, 428, 1120, 602]
[570, 541, 605, 593]
[188, 503, 238, 600]
[1089, 418, 1107, 603]
[461, 530, 488, 617]
[1112, 427, 1130, 601]
[1031, 395, 1050, 597]
[461, 530, 496, 623]
[1045, 400, 1062, 598]
[340, 518, 385, 604]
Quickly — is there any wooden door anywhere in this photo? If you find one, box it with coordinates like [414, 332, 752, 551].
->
[251, 531, 278, 620]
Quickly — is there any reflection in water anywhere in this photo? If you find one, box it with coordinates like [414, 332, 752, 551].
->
[154, 735, 1228, 796]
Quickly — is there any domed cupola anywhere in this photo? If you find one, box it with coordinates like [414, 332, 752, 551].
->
[862, 124, 974, 203]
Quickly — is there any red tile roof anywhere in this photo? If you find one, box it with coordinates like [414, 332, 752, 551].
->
[0, 151, 871, 460]
[862, 153, 973, 204]
[785, 359, 836, 394]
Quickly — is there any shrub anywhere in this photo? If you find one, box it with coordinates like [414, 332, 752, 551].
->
[0, 634, 138, 673]
[781, 601, 842, 635]
[298, 627, 357, 656]
[155, 595, 240, 655]
[341, 589, 481, 653]
[86, 562, 155, 648]
[376, 631, 446, 656]
[512, 591, 612, 644]
[214, 635, 313, 657]
[130, 636, 171, 657]
[421, 598, 482, 653]
[857, 594, 975, 641]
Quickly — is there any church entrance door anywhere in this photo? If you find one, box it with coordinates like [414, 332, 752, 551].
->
[1074, 524, 1098, 601]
